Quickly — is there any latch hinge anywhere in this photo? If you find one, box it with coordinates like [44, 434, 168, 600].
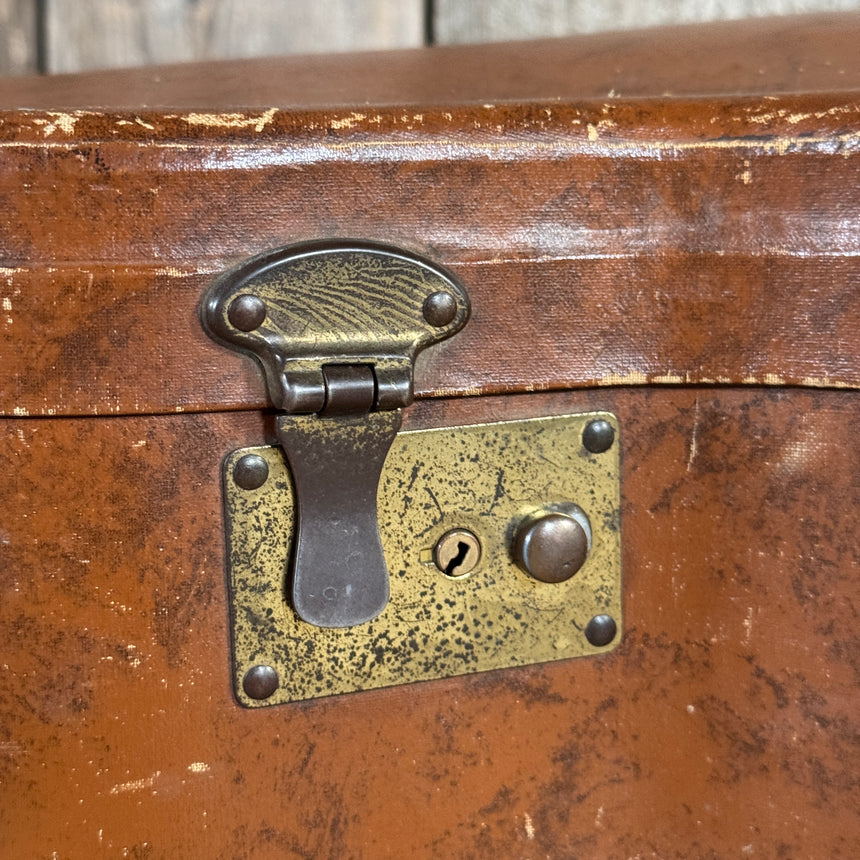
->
[202, 241, 470, 628]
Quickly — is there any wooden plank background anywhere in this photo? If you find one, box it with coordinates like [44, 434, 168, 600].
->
[433, 0, 860, 42]
[0, 0, 36, 75]
[1, 0, 859, 76]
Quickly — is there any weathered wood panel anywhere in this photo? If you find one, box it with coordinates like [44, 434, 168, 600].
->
[433, 0, 860, 42]
[3, 13, 858, 108]
[0, 0, 37, 76]
[6, 1, 860, 78]
[44, 0, 424, 73]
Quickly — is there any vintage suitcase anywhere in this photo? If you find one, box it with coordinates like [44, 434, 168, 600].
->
[1, 12, 858, 858]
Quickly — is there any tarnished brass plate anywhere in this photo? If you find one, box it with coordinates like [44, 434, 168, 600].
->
[224, 412, 621, 706]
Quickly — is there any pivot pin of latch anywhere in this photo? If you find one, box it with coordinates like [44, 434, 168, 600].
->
[202, 241, 470, 628]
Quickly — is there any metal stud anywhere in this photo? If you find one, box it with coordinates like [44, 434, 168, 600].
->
[228, 294, 267, 332]
[585, 614, 617, 647]
[233, 454, 269, 490]
[242, 665, 279, 700]
[583, 419, 615, 454]
[423, 291, 458, 327]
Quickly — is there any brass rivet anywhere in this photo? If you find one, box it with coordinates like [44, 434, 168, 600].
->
[583, 419, 615, 453]
[233, 454, 269, 490]
[242, 665, 279, 700]
[228, 294, 267, 331]
[423, 291, 458, 327]
[585, 614, 617, 647]
[433, 529, 481, 578]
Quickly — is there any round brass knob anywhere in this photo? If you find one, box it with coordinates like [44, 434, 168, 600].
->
[513, 505, 592, 583]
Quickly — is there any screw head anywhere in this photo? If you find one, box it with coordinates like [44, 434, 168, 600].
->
[514, 508, 591, 583]
[233, 454, 269, 490]
[423, 291, 458, 327]
[242, 665, 279, 700]
[228, 294, 267, 331]
[583, 419, 615, 454]
[433, 529, 482, 578]
[585, 614, 617, 647]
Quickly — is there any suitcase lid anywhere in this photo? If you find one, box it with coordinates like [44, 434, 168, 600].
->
[0, 13, 858, 417]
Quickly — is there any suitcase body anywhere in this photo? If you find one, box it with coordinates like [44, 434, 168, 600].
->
[1, 15, 858, 857]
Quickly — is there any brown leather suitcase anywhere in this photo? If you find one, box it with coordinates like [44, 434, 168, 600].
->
[1, 14, 858, 858]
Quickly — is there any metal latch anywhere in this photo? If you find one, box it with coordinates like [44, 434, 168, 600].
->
[202, 241, 470, 628]
[221, 411, 622, 707]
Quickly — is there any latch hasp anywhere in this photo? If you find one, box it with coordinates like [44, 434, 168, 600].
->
[202, 241, 470, 629]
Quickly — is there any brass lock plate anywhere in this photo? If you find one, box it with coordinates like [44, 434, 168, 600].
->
[223, 412, 622, 707]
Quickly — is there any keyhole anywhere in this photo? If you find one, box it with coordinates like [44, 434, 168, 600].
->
[444, 541, 471, 576]
[432, 529, 482, 579]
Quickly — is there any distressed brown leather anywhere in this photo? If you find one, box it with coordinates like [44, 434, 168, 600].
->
[0, 14, 858, 858]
